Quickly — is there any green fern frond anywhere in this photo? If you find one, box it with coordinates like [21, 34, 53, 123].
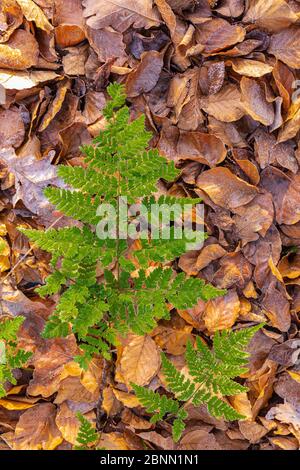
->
[74, 413, 99, 450]
[132, 324, 263, 441]
[0, 316, 32, 398]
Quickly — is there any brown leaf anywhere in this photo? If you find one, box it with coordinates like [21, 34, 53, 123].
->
[201, 84, 245, 122]
[2, 403, 63, 450]
[196, 167, 258, 211]
[98, 432, 129, 450]
[212, 252, 253, 289]
[0, 147, 62, 218]
[254, 129, 298, 173]
[27, 336, 81, 397]
[240, 77, 275, 126]
[216, 0, 245, 18]
[54, 0, 86, 48]
[112, 388, 141, 408]
[138, 431, 175, 450]
[0, 0, 23, 44]
[226, 58, 273, 78]
[0, 29, 39, 70]
[233, 193, 274, 245]
[62, 44, 89, 76]
[268, 27, 300, 68]
[274, 372, 300, 408]
[199, 61, 225, 95]
[178, 430, 222, 450]
[0, 69, 60, 91]
[266, 402, 300, 431]
[119, 335, 161, 387]
[177, 131, 227, 166]
[122, 408, 153, 430]
[154, 0, 177, 39]
[55, 402, 81, 445]
[263, 285, 291, 332]
[83, 0, 161, 32]
[195, 18, 245, 55]
[86, 26, 127, 65]
[203, 289, 240, 332]
[239, 420, 268, 444]
[277, 106, 300, 143]
[126, 50, 163, 98]
[243, 0, 297, 32]
[0, 106, 25, 149]
[39, 80, 70, 132]
[269, 339, 300, 367]
[260, 167, 300, 225]
[196, 244, 227, 271]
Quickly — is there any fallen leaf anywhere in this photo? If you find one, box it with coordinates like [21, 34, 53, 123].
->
[239, 420, 268, 443]
[0, 147, 62, 218]
[240, 77, 275, 126]
[177, 131, 227, 166]
[112, 388, 141, 408]
[178, 430, 221, 450]
[201, 84, 245, 122]
[98, 432, 129, 450]
[27, 336, 81, 398]
[0, 29, 39, 70]
[54, 0, 86, 48]
[39, 80, 70, 132]
[203, 289, 240, 332]
[268, 27, 300, 68]
[243, 0, 298, 32]
[83, 0, 161, 32]
[119, 335, 161, 387]
[0, 106, 25, 149]
[226, 58, 273, 78]
[196, 244, 227, 271]
[16, 0, 54, 33]
[196, 18, 245, 55]
[126, 50, 163, 98]
[1, 403, 63, 450]
[196, 167, 258, 211]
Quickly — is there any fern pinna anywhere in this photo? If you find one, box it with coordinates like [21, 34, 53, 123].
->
[0, 316, 32, 398]
[20, 83, 224, 369]
[74, 413, 99, 450]
[132, 324, 263, 442]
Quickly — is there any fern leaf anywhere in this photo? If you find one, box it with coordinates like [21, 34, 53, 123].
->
[161, 353, 195, 401]
[74, 413, 99, 450]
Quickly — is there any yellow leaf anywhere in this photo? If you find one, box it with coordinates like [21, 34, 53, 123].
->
[112, 388, 141, 408]
[0, 399, 35, 411]
[16, 0, 53, 33]
[119, 335, 161, 387]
